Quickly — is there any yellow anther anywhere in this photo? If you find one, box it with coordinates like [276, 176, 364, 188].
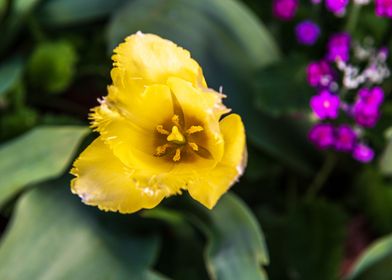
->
[172, 115, 180, 127]
[188, 142, 199, 151]
[186, 125, 204, 135]
[173, 148, 181, 162]
[155, 144, 170, 156]
[167, 126, 186, 144]
[156, 125, 169, 135]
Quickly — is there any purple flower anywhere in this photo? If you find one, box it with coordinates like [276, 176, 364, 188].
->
[307, 60, 334, 87]
[334, 124, 357, 152]
[358, 87, 384, 107]
[273, 0, 298, 21]
[352, 87, 383, 127]
[295, 20, 321, 45]
[327, 33, 351, 62]
[352, 143, 374, 163]
[310, 90, 340, 119]
[379, 47, 389, 60]
[353, 101, 380, 128]
[375, 0, 392, 18]
[326, 0, 349, 14]
[309, 123, 335, 149]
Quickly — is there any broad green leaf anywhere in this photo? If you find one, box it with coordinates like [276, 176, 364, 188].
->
[0, 0, 7, 23]
[0, 179, 165, 280]
[347, 234, 392, 280]
[143, 208, 209, 280]
[0, 0, 42, 53]
[145, 193, 269, 280]
[0, 56, 23, 98]
[258, 199, 346, 280]
[380, 127, 392, 176]
[253, 55, 312, 117]
[107, 0, 316, 174]
[107, 0, 279, 70]
[356, 168, 392, 233]
[37, 0, 124, 26]
[0, 126, 88, 207]
[0, 106, 38, 141]
[205, 193, 269, 280]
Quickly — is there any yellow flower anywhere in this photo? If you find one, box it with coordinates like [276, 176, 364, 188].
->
[70, 32, 247, 213]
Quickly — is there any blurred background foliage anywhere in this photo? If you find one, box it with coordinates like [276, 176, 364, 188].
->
[0, 0, 391, 279]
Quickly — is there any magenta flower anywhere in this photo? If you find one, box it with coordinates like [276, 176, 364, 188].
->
[335, 125, 357, 152]
[358, 87, 384, 107]
[375, 0, 392, 18]
[295, 20, 321, 45]
[309, 123, 335, 149]
[352, 87, 383, 127]
[327, 33, 351, 62]
[310, 90, 340, 119]
[353, 101, 380, 128]
[352, 143, 375, 163]
[307, 60, 334, 87]
[273, 0, 298, 21]
[325, 0, 349, 14]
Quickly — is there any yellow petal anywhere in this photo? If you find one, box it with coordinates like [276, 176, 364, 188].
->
[90, 84, 175, 173]
[167, 77, 226, 173]
[99, 83, 174, 130]
[187, 114, 247, 209]
[70, 137, 172, 214]
[111, 32, 206, 87]
[167, 77, 229, 121]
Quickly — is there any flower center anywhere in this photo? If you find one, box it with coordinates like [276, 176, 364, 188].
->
[154, 114, 208, 162]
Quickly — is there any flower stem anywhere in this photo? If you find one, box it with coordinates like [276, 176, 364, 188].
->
[345, 4, 361, 34]
[306, 153, 337, 199]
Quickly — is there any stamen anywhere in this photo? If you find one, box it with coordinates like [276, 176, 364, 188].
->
[155, 144, 170, 156]
[188, 142, 199, 151]
[156, 125, 169, 135]
[186, 125, 204, 135]
[173, 148, 181, 162]
[167, 126, 186, 144]
[172, 115, 180, 127]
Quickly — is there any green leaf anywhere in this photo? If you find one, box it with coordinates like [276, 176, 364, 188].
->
[258, 199, 346, 280]
[37, 0, 124, 26]
[107, 0, 316, 174]
[205, 193, 269, 280]
[0, 106, 38, 141]
[347, 234, 392, 280]
[0, 126, 88, 207]
[0, 179, 165, 280]
[356, 168, 392, 234]
[0, 0, 8, 28]
[145, 193, 269, 279]
[0, 56, 23, 98]
[143, 208, 209, 279]
[0, 0, 43, 53]
[253, 55, 312, 117]
[380, 127, 392, 176]
[107, 0, 279, 70]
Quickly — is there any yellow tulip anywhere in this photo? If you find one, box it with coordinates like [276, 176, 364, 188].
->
[70, 32, 247, 213]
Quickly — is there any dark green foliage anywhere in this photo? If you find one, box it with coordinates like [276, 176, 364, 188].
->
[0, 0, 392, 279]
[259, 199, 346, 280]
[356, 168, 392, 234]
[253, 55, 312, 117]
